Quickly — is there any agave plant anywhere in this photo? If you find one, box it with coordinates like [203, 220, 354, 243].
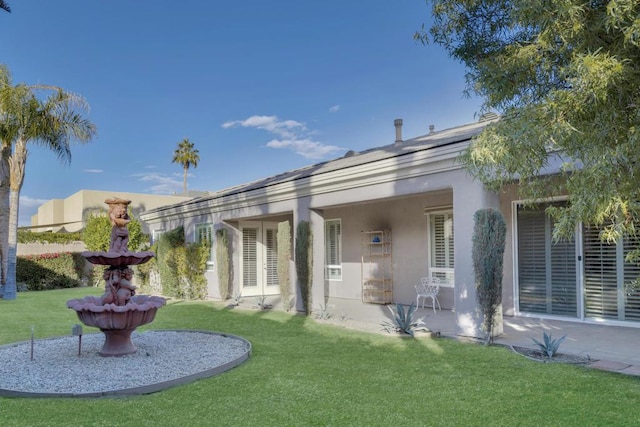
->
[254, 295, 272, 310]
[381, 303, 426, 337]
[314, 303, 334, 320]
[531, 330, 567, 359]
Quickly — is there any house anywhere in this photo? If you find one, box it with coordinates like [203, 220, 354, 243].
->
[29, 190, 195, 234]
[139, 117, 640, 338]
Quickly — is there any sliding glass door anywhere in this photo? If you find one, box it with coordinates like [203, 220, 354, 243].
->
[516, 202, 640, 322]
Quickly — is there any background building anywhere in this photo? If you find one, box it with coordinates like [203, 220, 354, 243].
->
[29, 190, 196, 233]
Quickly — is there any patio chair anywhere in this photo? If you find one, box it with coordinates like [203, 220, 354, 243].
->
[415, 277, 441, 312]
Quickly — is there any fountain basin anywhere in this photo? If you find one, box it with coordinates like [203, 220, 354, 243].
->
[67, 295, 166, 356]
[81, 251, 155, 266]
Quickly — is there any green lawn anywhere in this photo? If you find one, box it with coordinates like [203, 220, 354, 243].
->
[1, 288, 639, 427]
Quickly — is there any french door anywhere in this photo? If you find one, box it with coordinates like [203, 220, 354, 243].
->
[240, 221, 280, 297]
[516, 203, 640, 322]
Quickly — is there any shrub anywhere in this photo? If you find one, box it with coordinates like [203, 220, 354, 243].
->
[17, 252, 86, 291]
[154, 226, 209, 300]
[156, 226, 185, 297]
[82, 212, 147, 252]
[215, 228, 230, 300]
[134, 248, 157, 293]
[295, 221, 312, 315]
[472, 208, 507, 344]
[171, 242, 209, 300]
[277, 221, 291, 310]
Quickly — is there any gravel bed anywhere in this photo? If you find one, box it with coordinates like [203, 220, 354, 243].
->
[0, 330, 251, 397]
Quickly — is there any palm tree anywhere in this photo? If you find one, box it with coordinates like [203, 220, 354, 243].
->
[0, 1, 10, 12]
[0, 65, 11, 286]
[172, 138, 199, 194]
[0, 66, 96, 300]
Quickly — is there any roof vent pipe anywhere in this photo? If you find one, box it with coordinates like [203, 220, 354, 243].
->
[394, 119, 403, 145]
[429, 124, 435, 134]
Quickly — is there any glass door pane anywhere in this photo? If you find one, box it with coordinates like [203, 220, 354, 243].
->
[242, 227, 258, 290]
[517, 204, 577, 317]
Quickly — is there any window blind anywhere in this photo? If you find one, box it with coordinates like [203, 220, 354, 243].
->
[243, 228, 258, 288]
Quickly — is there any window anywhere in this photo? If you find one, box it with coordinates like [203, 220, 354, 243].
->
[583, 224, 640, 321]
[325, 219, 342, 280]
[195, 223, 214, 269]
[152, 229, 165, 244]
[516, 203, 577, 317]
[516, 201, 640, 322]
[428, 211, 454, 286]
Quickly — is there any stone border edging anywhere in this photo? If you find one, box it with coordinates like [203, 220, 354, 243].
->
[0, 329, 251, 398]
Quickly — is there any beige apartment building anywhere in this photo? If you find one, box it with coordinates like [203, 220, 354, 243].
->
[30, 190, 195, 233]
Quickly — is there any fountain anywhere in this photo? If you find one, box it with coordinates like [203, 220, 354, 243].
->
[67, 198, 166, 356]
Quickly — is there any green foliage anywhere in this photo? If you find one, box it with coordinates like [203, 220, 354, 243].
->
[215, 228, 230, 300]
[531, 331, 568, 359]
[16, 252, 86, 290]
[17, 230, 82, 244]
[170, 242, 209, 300]
[381, 303, 425, 337]
[156, 226, 184, 298]
[472, 208, 507, 344]
[155, 226, 208, 300]
[82, 213, 111, 252]
[82, 212, 147, 252]
[277, 221, 291, 310]
[134, 243, 157, 292]
[295, 220, 312, 315]
[420, 0, 640, 245]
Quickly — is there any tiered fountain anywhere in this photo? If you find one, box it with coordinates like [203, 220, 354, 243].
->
[67, 198, 166, 356]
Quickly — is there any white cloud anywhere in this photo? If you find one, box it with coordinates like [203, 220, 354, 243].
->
[83, 168, 103, 173]
[222, 115, 306, 139]
[329, 105, 340, 113]
[20, 195, 49, 208]
[134, 172, 184, 195]
[223, 114, 344, 160]
[266, 139, 343, 160]
[18, 195, 49, 226]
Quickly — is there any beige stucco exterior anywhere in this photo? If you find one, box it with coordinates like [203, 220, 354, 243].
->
[138, 117, 640, 339]
[140, 119, 503, 338]
[30, 190, 194, 233]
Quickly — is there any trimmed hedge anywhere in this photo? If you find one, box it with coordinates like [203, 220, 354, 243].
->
[18, 230, 83, 244]
[17, 252, 87, 291]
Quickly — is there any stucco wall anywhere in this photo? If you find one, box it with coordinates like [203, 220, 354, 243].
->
[31, 190, 193, 233]
[323, 191, 455, 308]
[17, 241, 87, 256]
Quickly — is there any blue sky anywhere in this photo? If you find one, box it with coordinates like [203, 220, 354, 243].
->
[1, 1, 481, 226]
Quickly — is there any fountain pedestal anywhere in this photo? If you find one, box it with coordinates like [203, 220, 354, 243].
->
[100, 329, 136, 356]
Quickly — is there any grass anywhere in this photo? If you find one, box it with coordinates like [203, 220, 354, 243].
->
[1, 288, 640, 426]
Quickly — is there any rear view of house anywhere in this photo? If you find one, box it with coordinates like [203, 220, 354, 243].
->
[140, 117, 640, 338]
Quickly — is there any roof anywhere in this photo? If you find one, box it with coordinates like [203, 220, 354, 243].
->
[143, 118, 496, 215]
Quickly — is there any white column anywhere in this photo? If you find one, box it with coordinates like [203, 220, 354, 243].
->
[309, 209, 326, 312]
[292, 198, 325, 313]
[453, 180, 501, 338]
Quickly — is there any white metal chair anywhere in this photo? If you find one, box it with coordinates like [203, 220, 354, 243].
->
[415, 277, 441, 312]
